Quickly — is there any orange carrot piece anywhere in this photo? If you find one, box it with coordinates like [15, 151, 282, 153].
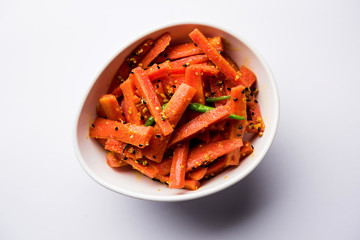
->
[134, 148, 143, 159]
[169, 106, 231, 147]
[240, 141, 254, 159]
[209, 75, 228, 107]
[204, 157, 227, 179]
[164, 83, 198, 126]
[247, 93, 263, 123]
[99, 94, 125, 122]
[189, 28, 248, 87]
[108, 39, 154, 94]
[132, 67, 173, 136]
[185, 64, 219, 104]
[153, 157, 173, 176]
[240, 65, 257, 87]
[138, 33, 171, 68]
[228, 85, 247, 132]
[169, 55, 209, 74]
[224, 85, 247, 166]
[120, 98, 132, 123]
[187, 167, 207, 181]
[145, 61, 171, 81]
[105, 138, 128, 154]
[246, 120, 265, 135]
[223, 54, 239, 71]
[111, 61, 171, 96]
[142, 83, 197, 162]
[89, 118, 153, 147]
[186, 139, 243, 172]
[153, 175, 201, 190]
[153, 81, 167, 105]
[116, 154, 158, 178]
[152, 174, 169, 185]
[246, 89, 265, 136]
[106, 151, 128, 168]
[110, 85, 123, 98]
[104, 138, 143, 159]
[120, 78, 142, 125]
[155, 37, 223, 62]
[169, 74, 186, 86]
[183, 179, 201, 190]
[159, 74, 177, 98]
[169, 141, 189, 189]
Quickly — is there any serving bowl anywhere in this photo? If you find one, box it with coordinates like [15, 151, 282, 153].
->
[73, 22, 279, 202]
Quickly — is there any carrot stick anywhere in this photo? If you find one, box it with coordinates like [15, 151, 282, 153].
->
[240, 141, 254, 159]
[209, 75, 228, 107]
[120, 98, 132, 123]
[224, 85, 247, 166]
[142, 83, 197, 162]
[132, 67, 173, 136]
[111, 61, 171, 97]
[106, 151, 128, 168]
[169, 106, 231, 147]
[145, 61, 171, 81]
[246, 120, 265, 135]
[153, 81, 167, 105]
[246, 88, 265, 136]
[169, 55, 209, 74]
[153, 157, 173, 176]
[187, 167, 207, 181]
[115, 154, 158, 178]
[104, 138, 129, 155]
[159, 74, 177, 98]
[99, 94, 125, 122]
[169, 74, 185, 87]
[89, 118, 153, 147]
[169, 141, 189, 189]
[138, 33, 171, 68]
[204, 157, 227, 179]
[120, 78, 142, 125]
[240, 65, 257, 87]
[246, 91, 263, 123]
[110, 85, 123, 98]
[105, 138, 143, 159]
[183, 179, 201, 190]
[184, 64, 219, 104]
[223, 53, 239, 71]
[155, 36, 223, 62]
[186, 139, 243, 172]
[153, 175, 201, 190]
[108, 39, 154, 94]
[189, 28, 249, 87]
[164, 83, 198, 126]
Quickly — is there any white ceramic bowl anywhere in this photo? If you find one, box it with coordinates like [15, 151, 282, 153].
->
[73, 22, 279, 202]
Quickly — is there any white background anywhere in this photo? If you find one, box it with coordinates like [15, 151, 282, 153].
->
[1, 0, 360, 239]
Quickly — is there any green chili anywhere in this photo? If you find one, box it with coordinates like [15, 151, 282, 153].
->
[144, 102, 244, 127]
[187, 103, 245, 120]
[205, 95, 231, 103]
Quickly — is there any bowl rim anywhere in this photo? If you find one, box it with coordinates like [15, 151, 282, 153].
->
[72, 21, 280, 202]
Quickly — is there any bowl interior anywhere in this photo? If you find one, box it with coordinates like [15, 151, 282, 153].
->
[74, 23, 279, 201]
